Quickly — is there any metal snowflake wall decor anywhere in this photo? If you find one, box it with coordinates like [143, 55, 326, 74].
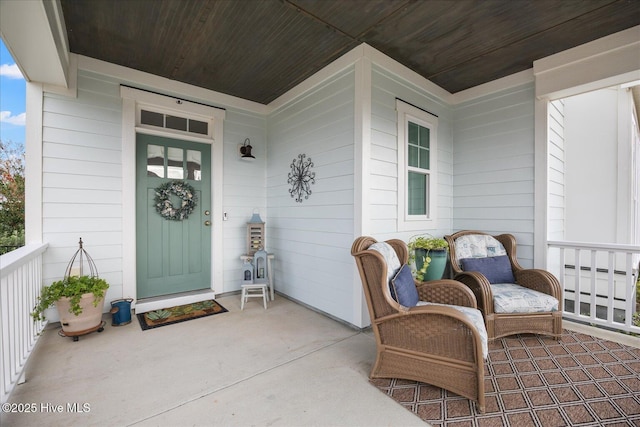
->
[287, 153, 316, 203]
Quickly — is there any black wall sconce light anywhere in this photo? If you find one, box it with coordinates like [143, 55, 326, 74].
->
[239, 138, 255, 161]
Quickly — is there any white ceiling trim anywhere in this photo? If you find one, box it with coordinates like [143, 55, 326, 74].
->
[0, 0, 69, 88]
[534, 25, 640, 100]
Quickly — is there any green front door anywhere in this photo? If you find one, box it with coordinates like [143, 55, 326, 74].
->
[136, 133, 212, 299]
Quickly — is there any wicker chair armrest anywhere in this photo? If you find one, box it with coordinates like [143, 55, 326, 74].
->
[416, 279, 478, 308]
[376, 306, 484, 363]
[515, 269, 563, 304]
[453, 271, 494, 315]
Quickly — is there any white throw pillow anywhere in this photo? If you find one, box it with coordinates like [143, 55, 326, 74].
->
[369, 242, 401, 284]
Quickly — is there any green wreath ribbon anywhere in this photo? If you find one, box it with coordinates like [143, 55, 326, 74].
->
[154, 180, 198, 221]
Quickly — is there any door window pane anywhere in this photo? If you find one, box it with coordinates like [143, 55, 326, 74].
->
[147, 145, 164, 177]
[408, 172, 427, 215]
[187, 150, 202, 181]
[167, 147, 184, 179]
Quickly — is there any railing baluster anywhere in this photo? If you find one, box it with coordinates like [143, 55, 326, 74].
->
[590, 250, 597, 321]
[547, 240, 640, 335]
[0, 243, 49, 404]
[575, 248, 581, 316]
[625, 252, 634, 330]
[607, 251, 614, 324]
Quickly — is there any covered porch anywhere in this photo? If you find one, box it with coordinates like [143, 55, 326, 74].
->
[2, 242, 639, 425]
[1, 291, 638, 426]
[2, 294, 427, 426]
[1, 1, 640, 423]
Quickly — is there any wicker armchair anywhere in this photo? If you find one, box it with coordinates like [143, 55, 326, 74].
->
[351, 236, 486, 413]
[445, 230, 563, 341]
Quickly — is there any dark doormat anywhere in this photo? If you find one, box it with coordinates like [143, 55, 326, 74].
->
[137, 299, 228, 330]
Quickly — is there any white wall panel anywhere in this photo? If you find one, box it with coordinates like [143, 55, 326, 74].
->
[548, 99, 566, 242]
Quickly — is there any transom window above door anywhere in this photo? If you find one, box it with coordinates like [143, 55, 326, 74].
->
[140, 109, 209, 137]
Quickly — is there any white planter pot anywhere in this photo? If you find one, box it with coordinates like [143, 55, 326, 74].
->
[56, 293, 104, 334]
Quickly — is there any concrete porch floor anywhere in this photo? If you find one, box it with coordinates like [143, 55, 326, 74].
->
[2, 294, 425, 427]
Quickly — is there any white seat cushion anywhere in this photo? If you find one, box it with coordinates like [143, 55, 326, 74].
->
[491, 283, 559, 314]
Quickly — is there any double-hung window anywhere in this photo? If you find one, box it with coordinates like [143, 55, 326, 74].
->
[397, 100, 438, 230]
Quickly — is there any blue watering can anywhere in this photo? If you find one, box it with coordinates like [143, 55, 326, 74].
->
[110, 298, 133, 326]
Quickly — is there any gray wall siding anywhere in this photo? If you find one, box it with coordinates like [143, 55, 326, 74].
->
[453, 83, 536, 267]
[41, 70, 124, 301]
[266, 68, 356, 324]
[369, 65, 454, 241]
[221, 108, 267, 293]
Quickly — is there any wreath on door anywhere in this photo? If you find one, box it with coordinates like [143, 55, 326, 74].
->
[154, 180, 198, 221]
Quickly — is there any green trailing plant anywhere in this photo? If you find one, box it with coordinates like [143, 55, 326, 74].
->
[31, 275, 109, 321]
[407, 234, 449, 281]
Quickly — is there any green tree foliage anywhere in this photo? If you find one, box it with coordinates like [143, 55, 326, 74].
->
[0, 140, 25, 252]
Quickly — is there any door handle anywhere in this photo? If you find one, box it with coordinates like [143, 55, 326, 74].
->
[204, 220, 211, 226]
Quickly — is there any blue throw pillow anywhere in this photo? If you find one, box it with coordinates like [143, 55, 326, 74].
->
[460, 255, 515, 284]
[390, 264, 419, 307]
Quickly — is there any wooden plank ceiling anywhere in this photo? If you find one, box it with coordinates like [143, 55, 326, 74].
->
[61, 0, 640, 105]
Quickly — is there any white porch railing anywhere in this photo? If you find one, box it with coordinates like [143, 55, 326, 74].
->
[547, 240, 640, 335]
[0, 243, 48, 404]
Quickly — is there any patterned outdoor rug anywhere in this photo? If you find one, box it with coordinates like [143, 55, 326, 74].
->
[137, 299, 227, 330]
[372, 329, 640, 426]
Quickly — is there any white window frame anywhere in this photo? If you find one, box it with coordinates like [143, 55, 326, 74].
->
[397, 100, 438, 231]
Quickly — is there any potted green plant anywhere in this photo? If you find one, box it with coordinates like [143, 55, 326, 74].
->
[407, 234, 449, 281]
[32, 275, 109, 335]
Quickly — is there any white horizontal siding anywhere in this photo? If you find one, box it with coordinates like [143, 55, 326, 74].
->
[221, 108, 267, 294]
[41, 70, 124, 308]
[266, 67, 356, 324]
[453, 83, 536, 267]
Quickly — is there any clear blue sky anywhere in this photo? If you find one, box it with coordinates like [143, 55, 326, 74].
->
[0, 38, 26, 147]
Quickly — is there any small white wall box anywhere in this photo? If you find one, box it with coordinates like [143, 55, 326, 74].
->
[253, 248, 268, 284]
[246, 213, 265, 256]
[242, 259, 254, 284]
